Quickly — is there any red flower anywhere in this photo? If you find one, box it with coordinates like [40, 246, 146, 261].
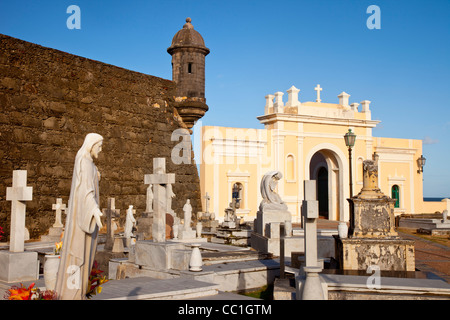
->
[6, 283, 35, 300]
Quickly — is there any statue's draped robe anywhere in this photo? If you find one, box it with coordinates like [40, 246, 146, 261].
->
[260, 171, 288, 211]
[55, 136, 102, 300]
[124, 207, 136, 238]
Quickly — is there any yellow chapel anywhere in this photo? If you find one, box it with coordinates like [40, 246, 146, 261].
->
[199, 85, 448, 223]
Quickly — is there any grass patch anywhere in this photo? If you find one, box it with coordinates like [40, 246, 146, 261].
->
[240, 285, 273, 300]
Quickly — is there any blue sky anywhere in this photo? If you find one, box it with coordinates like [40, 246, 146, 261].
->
[1, 0, 449, 197]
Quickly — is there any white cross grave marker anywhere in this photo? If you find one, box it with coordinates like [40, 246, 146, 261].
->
[52, 198, 67, 228]
[144, 158, 175, 243]
[314, 84, 323, 103]
[302, 180, 319, 268]
[6, 170, 33, 253]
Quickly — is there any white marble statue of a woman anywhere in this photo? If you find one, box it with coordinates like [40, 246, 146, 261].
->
[55, 133, 104, 300]
[183, 199, 192, 231]
[124, 205, 136, 239]
[260, 171, 288, 211]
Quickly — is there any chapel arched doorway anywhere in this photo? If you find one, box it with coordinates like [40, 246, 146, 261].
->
[307, 147, 346, 221]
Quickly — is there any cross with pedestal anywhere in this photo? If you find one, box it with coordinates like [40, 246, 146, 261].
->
[52, 198, 67, 228]
[144, 158, 175, 243]
[302, 180, 319, 268]
[6, 170, 33, 253]
[314, 84, 323, 103]
[1, 170, 39, 283]
[102, 198, 120, 251]
[300, 180, 324, 300]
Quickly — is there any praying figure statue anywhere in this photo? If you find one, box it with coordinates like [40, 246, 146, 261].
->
[260, 171, 288, 211]
[55, 133, 104, 300]
[183, 199, 192, 231]
[124, 205, 136, 239]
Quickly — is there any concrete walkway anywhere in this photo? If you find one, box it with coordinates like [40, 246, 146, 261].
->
[398, 231, 450, 283]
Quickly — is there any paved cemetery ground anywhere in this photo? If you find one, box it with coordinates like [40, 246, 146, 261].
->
[307, 219, 450, 284]
[398, 228, 450, 284]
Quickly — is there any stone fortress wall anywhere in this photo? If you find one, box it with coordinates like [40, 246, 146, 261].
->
[0, 34, 201, 240]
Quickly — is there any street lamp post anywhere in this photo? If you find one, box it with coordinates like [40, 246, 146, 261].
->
[344, 129, 356, 198]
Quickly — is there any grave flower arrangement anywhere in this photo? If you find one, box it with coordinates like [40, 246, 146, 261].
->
[4, 282, 57, 300]
[86, 260, 109, 299]
[54, 240, 62, 255]
[0, 225, 4, 241]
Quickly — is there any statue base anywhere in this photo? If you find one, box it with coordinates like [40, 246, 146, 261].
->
[334, 236, 415, 271]
[40, 226, 63, 242]
[0, 251, 40, 283]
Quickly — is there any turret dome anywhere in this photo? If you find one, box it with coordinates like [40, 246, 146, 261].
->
[168, 18, 210, 55]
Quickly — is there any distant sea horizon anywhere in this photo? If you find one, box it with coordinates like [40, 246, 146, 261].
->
[423, 197, 449, 202]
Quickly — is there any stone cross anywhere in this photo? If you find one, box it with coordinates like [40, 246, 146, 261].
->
[302, 180, 319, 268]
[145, 158, 175, 242]
[6, 170, 33, 253]
[314, 84, 322, 103]
[52, 198, 67, 228]
[102, 197, 120, 251]
[204, 192, 210, 214]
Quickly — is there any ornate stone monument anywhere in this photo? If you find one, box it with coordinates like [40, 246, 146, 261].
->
[335, 153, 416, 271]
[251, 171, 296, 256]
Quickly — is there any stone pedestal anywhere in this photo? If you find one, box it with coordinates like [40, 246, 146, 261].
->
[252, 209, 293, 257]
[199, 218, 219, 233]
[254, 209, 291, 236]
[211, 228, 252, 246]
[335, 153, 415, 272]
[334, 236, 415, 272]
[179, 229, 197, 240]
[134, 240, 191, 271]
[112, 236, 126, 253]
[0, 251, 40, 282]
[41, 226, 63, 242]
